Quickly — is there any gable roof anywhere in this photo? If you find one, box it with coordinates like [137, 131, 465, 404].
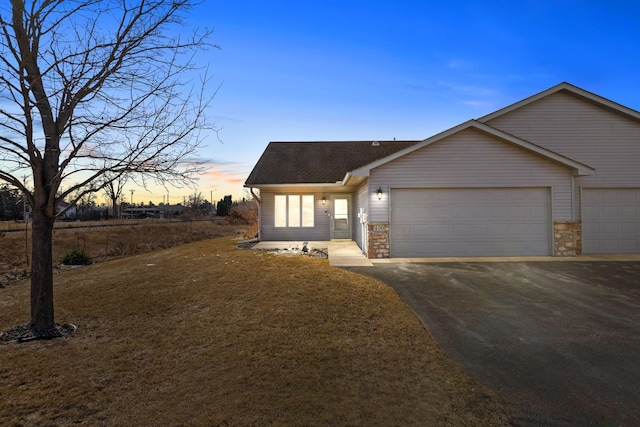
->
[351, 120, 595, 177]
[245, 140, 419, 186]
[478, 82, 640, 123]
[244, 82, 608, 188]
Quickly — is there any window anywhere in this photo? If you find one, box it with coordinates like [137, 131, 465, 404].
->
[274, 195, 314, 227]
[274, 195, 287, 227]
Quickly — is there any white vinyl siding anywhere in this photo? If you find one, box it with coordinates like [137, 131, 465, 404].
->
[354, 182, 368, 251]
[369, 127, 573, 224]
[391, 188, 551, 257]
[485, 91, 640, 220]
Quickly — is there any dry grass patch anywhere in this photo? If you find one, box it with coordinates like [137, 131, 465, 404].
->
[0, 219, 239, 285]
[0, 237, 509, 426]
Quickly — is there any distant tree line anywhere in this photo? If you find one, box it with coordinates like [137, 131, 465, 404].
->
[0, 185, 25, 221]
[216, 195, 233, 217]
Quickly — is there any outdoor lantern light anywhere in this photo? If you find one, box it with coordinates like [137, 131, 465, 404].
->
[322, 195, 326, 205]
[377, 187, 383, 200]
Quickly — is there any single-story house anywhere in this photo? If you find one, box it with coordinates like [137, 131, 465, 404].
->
[244, 82, 640, 258]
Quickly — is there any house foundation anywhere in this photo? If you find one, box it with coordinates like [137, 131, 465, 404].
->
[554, 221, 582, 256]
[367, 223, 390, 258]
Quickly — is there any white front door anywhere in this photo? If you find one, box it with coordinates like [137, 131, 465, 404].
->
[331, 195, 351, 239]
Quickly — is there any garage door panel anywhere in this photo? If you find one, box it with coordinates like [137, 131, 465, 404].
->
[620, 239, 638, 251]
[619, 206, 638, 218]
[391, 188, 550, 257]
[620, 222, 638, 233]
[530, 206, 549, 216]
[528, 222, 550, 235]
[583, 189, 640, 254]
[488, 223, 508, 234]
[469, 224, 489, 236]
[470, 206, 489, 218]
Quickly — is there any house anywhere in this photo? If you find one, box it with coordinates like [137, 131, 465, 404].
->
[244, 82, 640, 258]
[56, 201, 77, 220]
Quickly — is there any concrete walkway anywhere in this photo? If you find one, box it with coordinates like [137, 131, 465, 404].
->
[326, 241, 373, 267]
[251, 241, 640, 265]
[252, 240, 373, 267]
[371, 253, 640, 263]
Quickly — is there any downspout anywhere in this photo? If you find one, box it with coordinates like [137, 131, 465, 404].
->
[250, 188, 261, 240]
[250, 187, 261, 203]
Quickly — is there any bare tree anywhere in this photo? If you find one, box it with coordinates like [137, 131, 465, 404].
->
[0, 1, 216, 335]
[183, 190, 205, 219]
[103, 173, 128, 219]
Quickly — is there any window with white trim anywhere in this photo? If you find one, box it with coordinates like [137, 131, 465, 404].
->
[274, 195, 314, 227]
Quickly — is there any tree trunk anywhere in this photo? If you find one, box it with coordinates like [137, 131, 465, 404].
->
[30, 209, 56, 332]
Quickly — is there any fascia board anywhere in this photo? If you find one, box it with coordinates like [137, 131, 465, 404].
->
[349, 119, 595, 178]
[243, 183, 338, 188]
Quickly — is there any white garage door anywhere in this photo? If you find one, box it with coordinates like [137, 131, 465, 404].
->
[582, 188, 640, 254]
[391, 188, 551, 257]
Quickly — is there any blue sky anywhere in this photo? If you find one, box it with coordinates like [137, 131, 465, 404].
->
[180, 0, 640, 203]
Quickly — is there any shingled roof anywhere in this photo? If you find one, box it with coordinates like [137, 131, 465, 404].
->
[245, 140, 420, 185]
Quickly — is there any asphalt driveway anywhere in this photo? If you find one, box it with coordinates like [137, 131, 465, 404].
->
[347, 261, 640, 426]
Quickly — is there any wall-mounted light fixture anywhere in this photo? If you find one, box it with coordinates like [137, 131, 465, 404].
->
[377, 187, 383, 200]
[322, 195, 326, 205]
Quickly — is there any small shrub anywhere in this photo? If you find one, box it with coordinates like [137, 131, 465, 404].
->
[61, 248, 92, 265]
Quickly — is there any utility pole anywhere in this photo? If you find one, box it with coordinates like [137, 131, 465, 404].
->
[23, 177, 27, 223]
[210, 188, 217, 216]
[22, 175, 29, 266]
[129, 189, 135, 219]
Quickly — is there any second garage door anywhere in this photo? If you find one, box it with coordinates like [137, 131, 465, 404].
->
[391, 188, 551, 257]
[582, 188, 640, 254]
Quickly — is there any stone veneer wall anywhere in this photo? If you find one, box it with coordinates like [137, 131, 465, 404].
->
[554, 221, 582, 256]
[367, 223, 390, 259]
[367, 221, 582, 258]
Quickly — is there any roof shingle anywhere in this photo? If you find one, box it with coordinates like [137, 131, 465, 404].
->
[245, 140, 419, 185]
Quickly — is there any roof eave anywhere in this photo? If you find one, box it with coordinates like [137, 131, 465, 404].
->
[473, 121, 596, 175]
[478, 82, 640, 123]
[350, 119, 596, 177]
[244, 182, 338, 188]
[341, 172, 352, 186]
[351, 120, 479, 176]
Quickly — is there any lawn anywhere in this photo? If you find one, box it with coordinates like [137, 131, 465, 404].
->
[0, 236, 509, 426]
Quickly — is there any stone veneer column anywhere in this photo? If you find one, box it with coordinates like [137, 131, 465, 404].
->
[367, 223, 390, 259]
[554, 221, 582, 256]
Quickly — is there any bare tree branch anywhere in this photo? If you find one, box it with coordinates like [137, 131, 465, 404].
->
[0, 0, 218, 332]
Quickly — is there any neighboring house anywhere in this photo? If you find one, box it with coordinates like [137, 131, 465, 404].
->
[56, 202, 77, 220]
[245, 82, 640, 258]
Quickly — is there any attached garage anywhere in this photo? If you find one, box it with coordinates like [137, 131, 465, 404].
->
[390, 188, 551, 257]
[582, 188, 640, 254]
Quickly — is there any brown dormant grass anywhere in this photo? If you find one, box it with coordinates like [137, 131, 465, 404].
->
[0, 219, 239, 284]
[0, 237, 509, 426]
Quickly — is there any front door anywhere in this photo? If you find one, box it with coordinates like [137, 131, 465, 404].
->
[331, 195, 351, 239]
